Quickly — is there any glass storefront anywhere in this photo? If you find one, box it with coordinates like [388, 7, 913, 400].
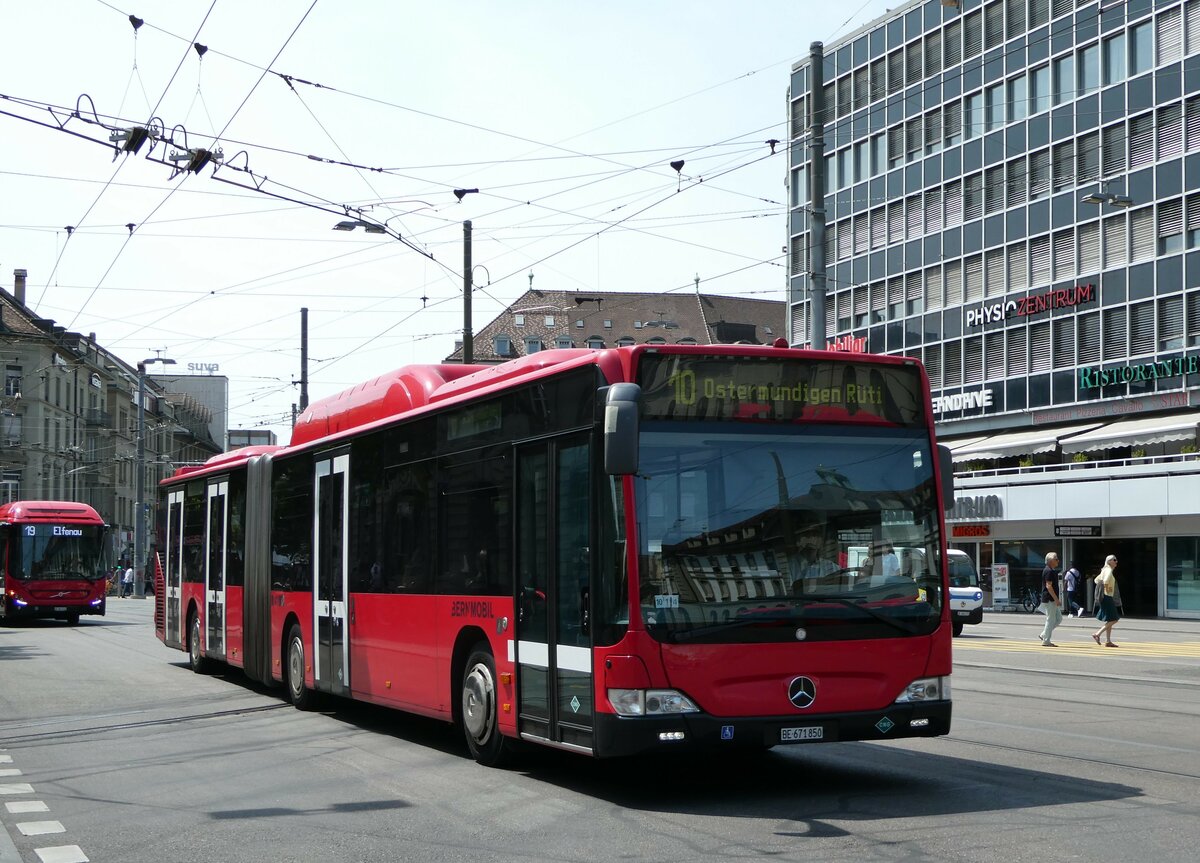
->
[1166, 537, 1200, 613]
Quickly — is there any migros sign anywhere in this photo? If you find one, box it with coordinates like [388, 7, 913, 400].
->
[965, 284, 1095, 328]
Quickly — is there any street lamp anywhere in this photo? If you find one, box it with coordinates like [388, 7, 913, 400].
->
[1080, 180, 1133, 208]
[135, 356, 175, 597]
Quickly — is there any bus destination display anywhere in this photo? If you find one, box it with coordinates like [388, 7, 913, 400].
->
[637, 354, 926, 426]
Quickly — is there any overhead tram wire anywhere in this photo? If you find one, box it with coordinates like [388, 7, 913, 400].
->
[59, 1, 221, 327]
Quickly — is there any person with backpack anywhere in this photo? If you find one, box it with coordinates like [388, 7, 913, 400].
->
[1063, 561, 1084, 617]
[1038, 552, 1063, 647]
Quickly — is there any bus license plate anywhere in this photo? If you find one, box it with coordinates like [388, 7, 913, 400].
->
[780, 726, 824, 742]
[54, 606, 67, 612]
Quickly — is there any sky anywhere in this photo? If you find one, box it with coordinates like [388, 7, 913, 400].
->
[0, 0, 897, 444]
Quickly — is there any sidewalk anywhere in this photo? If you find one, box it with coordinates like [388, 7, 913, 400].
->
[982, 609, 1200, 637]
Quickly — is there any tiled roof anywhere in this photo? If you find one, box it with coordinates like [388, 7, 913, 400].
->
[445, 289, 786, 363]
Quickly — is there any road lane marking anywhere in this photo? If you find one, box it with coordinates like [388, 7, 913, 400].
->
[0, 784, 34, 795]
[0, 771, 22, 778]
[35, 847, 89, 863]
[955, 639, 1200, 658]
[6, 801, 49, 814]
[17, 821, 64, 836]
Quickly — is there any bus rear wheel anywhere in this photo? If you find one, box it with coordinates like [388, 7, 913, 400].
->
[461, 644, 512, 767]
[188, 614, 210, 673]
[286, 625, 319, 711]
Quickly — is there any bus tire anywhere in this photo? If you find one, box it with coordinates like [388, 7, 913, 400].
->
[66, 612, 80, 626]
[188, 614, 210, 674]
[286, 624, 319, 711]
[461, 644, 512, 767]
[952, 621, 964, 637]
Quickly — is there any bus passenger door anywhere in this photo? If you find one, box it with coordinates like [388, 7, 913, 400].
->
[165, 489, 184, 647]
[205, 480, 228, 660]
[313, 453, 349, 696]
[515, 435, 594, 752]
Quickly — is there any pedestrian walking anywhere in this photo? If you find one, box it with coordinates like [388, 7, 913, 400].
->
[1038, 552, 1063, 647]
[1092, 555, 1121, 647]
[1063, 561, 1084, 617]
[122, 565, 134, 598]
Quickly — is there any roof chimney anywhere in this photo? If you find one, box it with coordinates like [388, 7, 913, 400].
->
[14, 269, 27, 305]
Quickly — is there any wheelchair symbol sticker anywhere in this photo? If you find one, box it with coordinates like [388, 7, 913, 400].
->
[720, 725, 734, 740]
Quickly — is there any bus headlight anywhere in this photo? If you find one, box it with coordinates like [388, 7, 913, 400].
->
[894, 676, 950, 703]
[608, 688, 700, 716]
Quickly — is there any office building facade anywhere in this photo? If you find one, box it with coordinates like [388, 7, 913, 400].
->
[788, 0, 1200, 617]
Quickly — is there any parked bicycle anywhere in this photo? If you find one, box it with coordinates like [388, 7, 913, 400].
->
[1020, 585, 1041, 613]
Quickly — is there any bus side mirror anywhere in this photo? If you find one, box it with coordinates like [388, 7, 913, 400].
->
[604, 383, 641, 475]
[938, 444, 954, 510]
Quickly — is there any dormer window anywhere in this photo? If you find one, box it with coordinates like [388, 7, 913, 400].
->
[585, 337, 604, 349]
[616, 336, 635, 347]
[493, 335, 513, 357]
[554, 336, 573, 349]
[524, 337, 543, 354]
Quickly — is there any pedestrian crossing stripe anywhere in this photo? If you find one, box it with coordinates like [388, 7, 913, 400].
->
[954, 639, 1200, 658]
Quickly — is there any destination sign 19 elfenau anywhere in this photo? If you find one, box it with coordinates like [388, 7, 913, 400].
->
[636, 353, 925, 426]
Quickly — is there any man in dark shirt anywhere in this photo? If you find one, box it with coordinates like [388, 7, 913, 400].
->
[1038, 552, 1062, 646]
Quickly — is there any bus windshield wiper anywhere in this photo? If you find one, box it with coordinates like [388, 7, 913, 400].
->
[667, 610, 801, 643]
[802, 595, 920, 635]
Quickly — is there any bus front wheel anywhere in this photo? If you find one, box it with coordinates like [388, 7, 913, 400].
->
[286, 625, 318, 711]
[461, 644, 512, 767]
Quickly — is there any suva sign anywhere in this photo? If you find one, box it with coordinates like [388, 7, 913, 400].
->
[187, 362, 220, 374]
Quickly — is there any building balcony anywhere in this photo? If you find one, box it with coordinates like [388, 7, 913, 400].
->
[84, 408, 112, 427]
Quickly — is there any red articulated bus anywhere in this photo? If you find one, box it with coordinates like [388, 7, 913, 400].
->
[0, 500, 110, 625]
[154, 344, 956, 765]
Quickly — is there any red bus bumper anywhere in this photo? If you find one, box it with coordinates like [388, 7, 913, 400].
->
[592, 700, 951, 758]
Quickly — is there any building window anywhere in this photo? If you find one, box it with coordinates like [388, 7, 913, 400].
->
[965, 91, 983, 140]
[1053, 54, 1074, 106]
[524, 337, 543, 354]
[1130, 21, 1153, 76]
[985, 82, 1006, 131]
[1159, 199, 1184, 254]
[1103, 32, 1125, 85]
[585, 337, 604, 349]
[554, 336, 573, 349]
[514, 314, 525, 326]
[1029, 64, 1051, 114]
[1008, 74, 1027, 122]
[616, 337, 635, 347]
[4, 366, 20, 398]
[603, 319, 612, 329]
[1078, 42, 1100, 95]
[575, 319, 584, 329]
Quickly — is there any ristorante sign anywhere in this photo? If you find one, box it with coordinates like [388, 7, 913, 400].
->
[1078, 353, 1200, 390]
[965, 283, 1095, 328]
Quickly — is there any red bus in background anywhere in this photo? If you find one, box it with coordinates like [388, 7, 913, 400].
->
[0, 500, 110, 624]
[155, 344, 956, 765]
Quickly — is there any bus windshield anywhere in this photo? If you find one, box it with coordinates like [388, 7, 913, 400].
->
[14, 525, 108, 582]
[634, 423, 944, 643]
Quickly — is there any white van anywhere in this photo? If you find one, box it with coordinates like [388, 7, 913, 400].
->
[847, 545, 982, 636]
[946, 549, 983, 636]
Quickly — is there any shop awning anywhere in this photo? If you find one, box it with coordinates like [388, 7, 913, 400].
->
[949, 422, 1105, 462]
[1059, 415, 1199, 453]
[941, 436, 991, 463]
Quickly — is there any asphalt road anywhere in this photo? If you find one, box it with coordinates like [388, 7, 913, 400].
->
[3, 600, 1199, 862]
